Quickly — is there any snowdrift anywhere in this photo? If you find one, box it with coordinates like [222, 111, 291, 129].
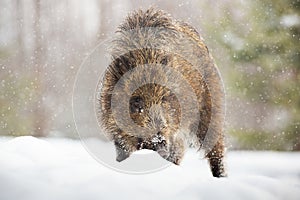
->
[0, 136, 299, 200]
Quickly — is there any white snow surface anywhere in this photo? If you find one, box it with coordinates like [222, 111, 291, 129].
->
[0, 136, 299, 200]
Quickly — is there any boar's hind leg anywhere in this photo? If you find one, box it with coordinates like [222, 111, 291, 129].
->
[206, 137, 227, 178]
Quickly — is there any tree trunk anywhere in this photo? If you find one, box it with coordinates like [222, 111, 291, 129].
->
[33, 0, 47, 137]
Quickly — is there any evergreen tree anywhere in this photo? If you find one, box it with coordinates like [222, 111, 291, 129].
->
[211, 0, 300, 150]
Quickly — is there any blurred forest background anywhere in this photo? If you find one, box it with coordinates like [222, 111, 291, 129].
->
[0, 0, 299, 151]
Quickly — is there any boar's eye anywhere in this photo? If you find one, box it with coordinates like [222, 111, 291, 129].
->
[129, 96, 144, 114]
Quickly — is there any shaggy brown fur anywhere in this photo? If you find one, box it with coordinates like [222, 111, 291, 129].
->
[98, 8, 226, 177]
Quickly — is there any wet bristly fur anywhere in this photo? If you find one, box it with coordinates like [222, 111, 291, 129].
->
[98, 8, 227, 177]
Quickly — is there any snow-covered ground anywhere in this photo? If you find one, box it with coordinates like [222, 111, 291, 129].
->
[0, 136, 299, 200]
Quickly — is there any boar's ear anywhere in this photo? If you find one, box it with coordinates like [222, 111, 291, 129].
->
[115, 145, 131, 162]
